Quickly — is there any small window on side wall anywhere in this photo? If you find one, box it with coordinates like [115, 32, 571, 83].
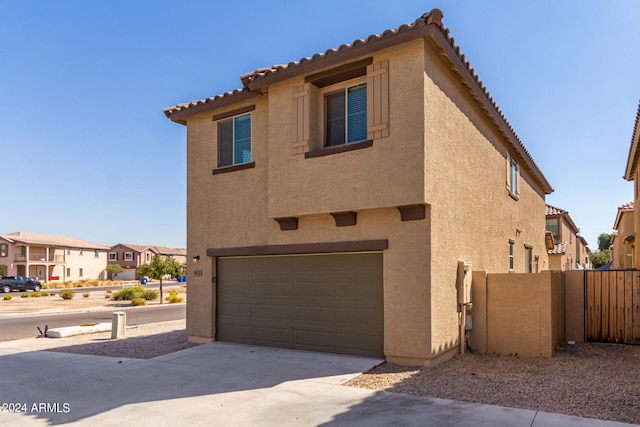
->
[506, 155, 519, 199]
[509, 241, 515, 271]
[218, 114, 252, 167]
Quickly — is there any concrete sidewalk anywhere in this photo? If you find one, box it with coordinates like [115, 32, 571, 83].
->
[0, 339, 636, 426]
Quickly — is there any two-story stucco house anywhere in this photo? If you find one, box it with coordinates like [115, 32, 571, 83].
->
[107, 244, 187, 280]
[545, 205, 590, 270]
[610, 202, 634, 269]
[624, 101, 640, 269]
[0, 232, 109, 282]
[164, 9, 553, 366]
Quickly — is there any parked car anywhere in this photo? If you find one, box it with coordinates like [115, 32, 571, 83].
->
[0, 276, 42, 293]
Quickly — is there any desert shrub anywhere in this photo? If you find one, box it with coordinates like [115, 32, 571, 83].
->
[131, 297, 146, 306]
[83, 291, 90, 298]
[30, 292, 42, 297]
[106, 289, 112, 294]
[165, 288, 184, 303]
[60, 289, 75, 300]
[105, 294, 111, 299]
[21, 293, 29, 298]
[112, 286, 157, 301]
[40, 292, 50, 297]
[3, 295, 11, 300]
[142, 289, 158, 300]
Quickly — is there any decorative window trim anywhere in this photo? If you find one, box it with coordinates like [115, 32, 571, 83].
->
[397, 204, 426, 221]
[213, 161, 256, 175]
[305, 58, 372, 88]
[211, 105, 255, 122]
[124, 252, 133, 262]
[108, 252, 117, 261]
[305, 139, 372, 159]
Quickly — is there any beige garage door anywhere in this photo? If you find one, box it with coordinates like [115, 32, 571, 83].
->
[217, 252, 383, 357]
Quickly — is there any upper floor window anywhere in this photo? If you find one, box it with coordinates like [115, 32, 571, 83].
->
[218, 113, 252, 167]
[108, 252, 117, 261]
[79, 249, 84, 256]
[66, 248, 71, 255]
[0, 244, 7, 257]
[325, 83, 367, 146]
[124, 252, 133, 262]
[94, 250, 99, 258]
[20, 246, 26, 257]
[509, 158, 518, 198]
[146, 252, 151, 262]
[546, 219, 559, 240]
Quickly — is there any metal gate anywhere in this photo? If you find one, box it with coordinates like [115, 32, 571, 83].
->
[586, 270, 640, 344]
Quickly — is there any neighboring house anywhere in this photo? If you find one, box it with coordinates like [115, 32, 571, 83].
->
[610, 202, 634, 269]
[0, 231, 109, 282]
[624, 101, 640, 269]
[545, 205, 590, 270]
[163, 9, 553, 365]
[107, 244, 187, 280]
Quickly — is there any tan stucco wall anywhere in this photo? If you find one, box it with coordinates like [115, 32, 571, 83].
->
[182, 37, 550, 365]
[612, 211, 634, 269]
[472, 271, 562, 357]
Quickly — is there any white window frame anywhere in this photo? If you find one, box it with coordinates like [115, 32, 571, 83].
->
[324, 81, 367, 147]
[124, 252, 133, 262]
[217, 113, 252, 167]
[108, 252, 117, 261]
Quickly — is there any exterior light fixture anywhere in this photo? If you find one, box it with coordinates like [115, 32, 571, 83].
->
[192, 255, 200, 264]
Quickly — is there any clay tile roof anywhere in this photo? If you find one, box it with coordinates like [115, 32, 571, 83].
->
[545, 204, 567, 216]
[163, 8, 552, 193]
[548, 241, 568, 255]
[619, 201, 634, 210]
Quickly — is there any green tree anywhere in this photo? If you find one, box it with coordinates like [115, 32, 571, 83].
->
[598, 233, 612, 252]
[589, 251, 610, 269]
[137, 255, 181, 303]
[105, 264, 125, 280]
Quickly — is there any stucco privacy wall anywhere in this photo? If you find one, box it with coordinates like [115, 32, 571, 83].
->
[420, 38, 549, 356]
[470, 271, 564, 357]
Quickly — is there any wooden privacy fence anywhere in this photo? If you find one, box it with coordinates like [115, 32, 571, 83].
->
[586, 270, 640, 344]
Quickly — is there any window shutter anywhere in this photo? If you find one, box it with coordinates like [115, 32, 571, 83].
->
[515, 163, 520, 198]
[367, 60, 389, 139]
[218, 120, 233, 167]
[292, 84, 311, 155]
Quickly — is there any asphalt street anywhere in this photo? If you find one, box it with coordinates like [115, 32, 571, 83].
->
[0, 304, 186, 341]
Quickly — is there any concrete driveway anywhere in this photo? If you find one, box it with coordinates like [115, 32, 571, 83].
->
[0, 342, 635, 426]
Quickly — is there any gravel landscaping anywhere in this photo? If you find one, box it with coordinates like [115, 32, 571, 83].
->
[345, 342, 640, 425]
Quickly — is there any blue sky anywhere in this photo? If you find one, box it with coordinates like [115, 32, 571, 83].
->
[1, 1, 639, 250]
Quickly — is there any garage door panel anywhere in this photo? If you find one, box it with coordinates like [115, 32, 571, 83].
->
[256, 327, 292, 344]
[254, 281, 290, 296]
[218, 253, 383, 357]
[256, 304, 292, 320]
[293, 306, 334, 322]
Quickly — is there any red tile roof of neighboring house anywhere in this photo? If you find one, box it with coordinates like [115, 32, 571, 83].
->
[113, 243, 186, 257]
[545, 204, 567, 216]
[549, 241, 568, 255]
[163, 9, 552, 195]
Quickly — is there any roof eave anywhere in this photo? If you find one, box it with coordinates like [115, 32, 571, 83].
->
[624, 101, 640, 181]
